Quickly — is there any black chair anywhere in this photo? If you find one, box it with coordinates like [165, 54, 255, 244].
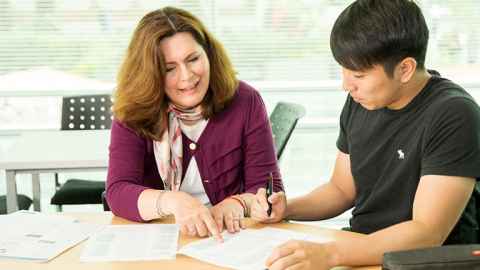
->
[269, 102, 306, 160]
[101, 190, 109, 211]
[0, 194, 32, 214]
[50, 94, 112, 211]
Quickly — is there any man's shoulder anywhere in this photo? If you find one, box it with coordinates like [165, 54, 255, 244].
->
[428, 73, 473, 100]
[424, 77, 478, 116]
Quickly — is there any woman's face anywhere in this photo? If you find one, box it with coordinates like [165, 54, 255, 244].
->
[160, 32, 210, 110]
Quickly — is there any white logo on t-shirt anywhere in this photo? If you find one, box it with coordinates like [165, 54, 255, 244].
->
[397, 149, 405, 160]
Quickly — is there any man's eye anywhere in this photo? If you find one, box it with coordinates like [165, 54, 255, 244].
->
[189, 56, 199, 62]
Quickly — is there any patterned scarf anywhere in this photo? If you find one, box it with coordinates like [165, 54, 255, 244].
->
[154, 104, 204, 191]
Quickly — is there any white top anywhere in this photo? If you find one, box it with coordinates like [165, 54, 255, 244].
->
[179, 120, 211, 207]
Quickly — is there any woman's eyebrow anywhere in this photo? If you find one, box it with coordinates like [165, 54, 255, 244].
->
[164, 51, 199, 65]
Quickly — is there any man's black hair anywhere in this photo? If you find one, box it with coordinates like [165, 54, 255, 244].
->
[330, 0, 429, 76]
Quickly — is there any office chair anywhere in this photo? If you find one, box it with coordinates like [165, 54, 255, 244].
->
[101, 190, 109, 211]
[50, 94, 112, 211]
[269, 101, 306, 161]
[0, 194, 32, 214]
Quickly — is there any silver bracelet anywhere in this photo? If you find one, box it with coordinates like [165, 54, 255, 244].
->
[155, 190, 168, 218]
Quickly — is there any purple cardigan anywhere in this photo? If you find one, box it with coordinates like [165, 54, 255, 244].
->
[106, 81, 284, 222]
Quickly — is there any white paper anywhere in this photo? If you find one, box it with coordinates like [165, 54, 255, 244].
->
[0, 210, 103, 262]
[179, 227, 331, 270]
[80, 224, 179, 262]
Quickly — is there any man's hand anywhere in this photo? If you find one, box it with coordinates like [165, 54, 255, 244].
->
[266, 240, 334, 270]
[250, 188, 286, 223]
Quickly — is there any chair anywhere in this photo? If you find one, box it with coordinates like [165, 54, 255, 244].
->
[269, 102, 306, 160]
[0, 194, 32, 214]
[50, 94, 112, 211]
[101, 190, 109, 211]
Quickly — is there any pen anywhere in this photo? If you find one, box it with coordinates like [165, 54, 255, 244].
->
[266, 172, 274, 216]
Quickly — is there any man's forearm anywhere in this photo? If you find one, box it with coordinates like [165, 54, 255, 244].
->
[325, 220, 443, 267]
[285, 183, 353, 221]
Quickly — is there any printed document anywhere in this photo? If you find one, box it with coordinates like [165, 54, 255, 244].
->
[80, 224, 179, 262]
[0, 210, 102, 262]
[178, 227, 332, 270]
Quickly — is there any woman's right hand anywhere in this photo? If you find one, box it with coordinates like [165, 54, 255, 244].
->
[162, 191, 223, 242]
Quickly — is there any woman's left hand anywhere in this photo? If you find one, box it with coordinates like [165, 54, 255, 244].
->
[210, 197, 246, 233]
[265, 240, 334, 270]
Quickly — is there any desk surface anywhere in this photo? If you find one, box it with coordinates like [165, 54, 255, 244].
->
[0, 212, 380, 270]
[0, 130, 110, 171]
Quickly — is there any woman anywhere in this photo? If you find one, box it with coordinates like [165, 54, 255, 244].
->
[106, 6, 283, 241]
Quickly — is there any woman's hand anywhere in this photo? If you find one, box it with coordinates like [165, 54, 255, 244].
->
[162, 191, 223, 242]
[250, 188, 287, 223]
[210, 197, 246, 233]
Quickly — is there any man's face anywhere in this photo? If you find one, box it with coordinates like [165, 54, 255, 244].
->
[342, 65, 403, 110]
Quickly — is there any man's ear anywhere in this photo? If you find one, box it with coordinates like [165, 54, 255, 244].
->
[395, 57, 417, 83]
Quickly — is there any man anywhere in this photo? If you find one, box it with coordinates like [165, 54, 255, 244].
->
[251, 1, 480, 269]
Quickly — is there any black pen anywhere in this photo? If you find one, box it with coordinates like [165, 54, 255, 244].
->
[266, 172, 274, 216]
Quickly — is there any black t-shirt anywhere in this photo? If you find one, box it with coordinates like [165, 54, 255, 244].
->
[337, 71, 480, 244]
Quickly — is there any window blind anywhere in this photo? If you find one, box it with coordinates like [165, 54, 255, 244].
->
[1, 0, 478, 84]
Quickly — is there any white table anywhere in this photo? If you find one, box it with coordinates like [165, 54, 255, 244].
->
[0, 130, 110, 213]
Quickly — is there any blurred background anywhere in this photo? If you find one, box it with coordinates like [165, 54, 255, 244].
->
[1, 0, 479, 228]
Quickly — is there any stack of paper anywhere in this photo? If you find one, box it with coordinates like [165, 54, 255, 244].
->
[178, 227, 327, 270]
[0, 210, 103, 262]
[80, 224, 179, 262]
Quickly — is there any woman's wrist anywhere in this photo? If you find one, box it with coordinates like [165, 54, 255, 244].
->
[238, 193, 256, 217]
[155, 190, 169, 217]
[227, 195, 248, 217]
[158, 190, 179, 216]
[238, 193, 255, 206]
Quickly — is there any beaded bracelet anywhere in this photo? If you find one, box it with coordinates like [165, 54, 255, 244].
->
[228, 195, 249, 217]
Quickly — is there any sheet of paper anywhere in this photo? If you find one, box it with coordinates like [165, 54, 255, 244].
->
[80, 224, 179, 262]
[0, 210, 103, 262]
[179, 227, 331, 270]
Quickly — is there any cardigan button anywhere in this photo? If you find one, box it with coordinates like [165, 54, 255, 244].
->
[189, 142, 197, 151]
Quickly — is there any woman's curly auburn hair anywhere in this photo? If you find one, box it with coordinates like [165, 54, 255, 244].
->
[113, 6, 238, 140]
